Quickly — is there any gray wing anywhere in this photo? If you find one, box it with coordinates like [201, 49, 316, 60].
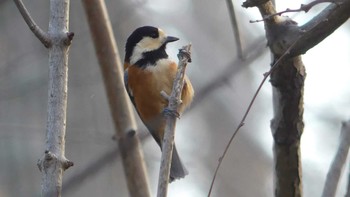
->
[124, 69, 135, 106]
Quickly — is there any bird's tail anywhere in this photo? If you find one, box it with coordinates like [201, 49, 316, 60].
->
[169, 145, 188, 182]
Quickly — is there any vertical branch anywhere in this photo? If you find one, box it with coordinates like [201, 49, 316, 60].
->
[322, 120, 350, 197]
[14, 0, 74, 196]
[39, 1, 74, 197]
[157, 45, 192, 197]
[262, 4, 305, 197]
[243, 1, 306, 197]
[270, 56, 305, 197]
[81, 0, 151, 197]
[225, 0, 244, 59]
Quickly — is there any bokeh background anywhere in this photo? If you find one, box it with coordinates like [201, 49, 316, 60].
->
[0, 0, 350, 196]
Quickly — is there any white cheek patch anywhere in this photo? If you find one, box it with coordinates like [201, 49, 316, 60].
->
[130, 47, 144, 65]
[141, 37, 163, 51]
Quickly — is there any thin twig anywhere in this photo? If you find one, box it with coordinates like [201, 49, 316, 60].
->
[321, 120, 350, 197]
[225, 0, 245, 59]
[250, 0, 335, 23]
[207, 37, 300, 197]
[13, 0, 51, 47]
[157, 44, 192, 197]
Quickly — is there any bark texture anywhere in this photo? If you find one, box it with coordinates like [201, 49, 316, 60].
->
[13, 0, 76, 196]
[15, 0, 74, 195]
[242, 0, 350, 196]
[38, 1, 73, 197]
[270, 56, 305, 197]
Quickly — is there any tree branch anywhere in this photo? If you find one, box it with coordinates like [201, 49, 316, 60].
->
[291, 0, 350, 56]
[245, 0, 350, 56]
[81, 0, 151, 197]
[250, 0, 335, 23]
[322, 120, 350, 197]
[157, 45, 192, 197]
[239, 0, 350, 196]
[13, 0, 51, 48]
[32, 0, 73, 197]
[238, 1, 312, 197]
[225, 0, 244, 59]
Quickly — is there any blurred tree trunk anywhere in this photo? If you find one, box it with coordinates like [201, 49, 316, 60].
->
[81, 0, 151, 197]
[241, 0, 350, 196]
[14, 0, 74, 196]
[322, 120, 350, 197]
[346, 168, 350, 197]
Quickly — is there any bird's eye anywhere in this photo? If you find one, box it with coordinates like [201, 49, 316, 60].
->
[150, 32, 158, 38]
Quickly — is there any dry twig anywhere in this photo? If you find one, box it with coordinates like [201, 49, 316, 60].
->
[250, 0, 336, 23]
[157, 45, 192, 197]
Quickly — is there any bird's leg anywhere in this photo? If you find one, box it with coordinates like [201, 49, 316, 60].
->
[161, 90, 182, 118]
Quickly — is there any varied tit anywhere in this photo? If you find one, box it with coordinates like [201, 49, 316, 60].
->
[123, 26, 194, 182]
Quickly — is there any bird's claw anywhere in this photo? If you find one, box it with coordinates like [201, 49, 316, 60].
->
[178, 48, 192, 63]
[163, 107, 180, 118]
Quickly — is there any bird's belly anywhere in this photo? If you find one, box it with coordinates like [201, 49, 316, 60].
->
[131, 72, 172, 123]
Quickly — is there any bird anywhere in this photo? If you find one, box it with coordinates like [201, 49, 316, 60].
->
[123, 26, 194, 182]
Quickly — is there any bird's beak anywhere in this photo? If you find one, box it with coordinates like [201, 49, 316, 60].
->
[165, 36, 179, 43]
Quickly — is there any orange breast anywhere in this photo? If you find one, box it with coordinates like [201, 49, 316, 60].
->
[127, 64, 172, 122]
[126, 61, 194, 139]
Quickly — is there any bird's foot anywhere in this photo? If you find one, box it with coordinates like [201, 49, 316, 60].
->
[163, 107, 180, 118]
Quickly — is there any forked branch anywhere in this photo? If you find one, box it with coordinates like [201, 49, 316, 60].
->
[13, 0, 51, 47]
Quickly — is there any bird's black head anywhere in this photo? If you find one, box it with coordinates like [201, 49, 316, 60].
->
[124, 26, 179, 67]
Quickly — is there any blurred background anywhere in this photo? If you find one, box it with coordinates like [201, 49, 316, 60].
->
[0, 0, 350, 196]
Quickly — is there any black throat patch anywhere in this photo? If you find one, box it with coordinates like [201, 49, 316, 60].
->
[135, 44, 169, 68]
